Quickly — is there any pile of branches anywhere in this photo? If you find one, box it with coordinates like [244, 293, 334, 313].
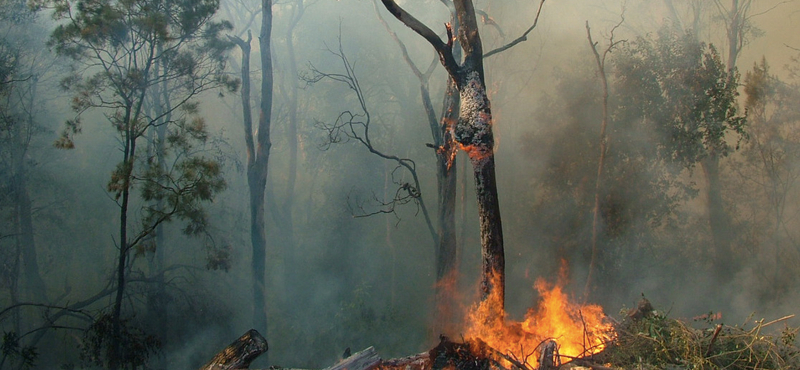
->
[599, 299, 800, 370]
[200, 299, 800, 370]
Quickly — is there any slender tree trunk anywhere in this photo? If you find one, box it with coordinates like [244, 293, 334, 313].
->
[726, 0, 741, 75]
[10, 73, 47, 312]
[434, 78, 459, 334]
[111, 120, 134, 370]
[147, 50, 170, 367]
[584, 21, 613, 300]
[279, 0, 302, 302]
[249, 0, 274, 353]
[702, 154, 735, 280]
[16, 147, 46, 305]
[373, 4, 460, 331]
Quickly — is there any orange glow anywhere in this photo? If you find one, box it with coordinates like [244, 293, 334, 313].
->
[462, 262, 614, 368]
[460, 143, 493, 162]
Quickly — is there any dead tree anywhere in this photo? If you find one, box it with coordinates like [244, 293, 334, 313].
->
[583, 15, 625, 300]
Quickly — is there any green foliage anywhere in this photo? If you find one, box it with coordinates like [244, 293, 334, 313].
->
[48, 0, 234, 243]
[524, 60, 692, 293]
[605, 307, 800, 369]
[79, 314, 161, 369]
[49, 0, 236, 147]
[139, 154, 226, 236]
[614, 28, 747, 167]
[1, 331, 38, 369]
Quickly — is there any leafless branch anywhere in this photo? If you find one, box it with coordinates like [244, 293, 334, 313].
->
[305, 36, 437, 242]
[483, 0, 546, 58]
[379, 0, 460, 77]
[475, 9, 505, 37]
[372, 0, 438, 82]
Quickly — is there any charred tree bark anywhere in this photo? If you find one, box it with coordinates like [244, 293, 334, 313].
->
[380, 0, 505, 314]
[326, 347, 381, 370]
[435, 77, 460, 333]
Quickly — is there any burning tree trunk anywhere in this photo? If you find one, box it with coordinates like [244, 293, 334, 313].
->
[380, 0, 505, 314]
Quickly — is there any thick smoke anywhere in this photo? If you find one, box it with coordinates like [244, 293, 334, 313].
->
[1, 0, 799, 368]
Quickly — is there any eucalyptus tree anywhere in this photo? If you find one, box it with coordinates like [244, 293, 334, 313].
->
[48, 0, 235, 367]
[614, 29, 746, 280]
[380, 0, 506, 315]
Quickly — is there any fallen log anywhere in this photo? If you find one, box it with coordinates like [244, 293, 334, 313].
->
[326, 347, 381, 370]
[200, 329, 268, 370]
[376, 351, 430, 370]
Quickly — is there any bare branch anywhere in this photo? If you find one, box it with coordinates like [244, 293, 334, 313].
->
[306, 37, 437, 243]
[475, 9, 505, 37]
[483, 0, 545, 58]
[379, 0, 460, 77]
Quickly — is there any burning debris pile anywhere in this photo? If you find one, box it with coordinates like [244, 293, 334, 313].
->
[462, 272, 614, 369]
[200, 265, 799, 370]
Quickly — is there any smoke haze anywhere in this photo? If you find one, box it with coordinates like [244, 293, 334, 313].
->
[2, 0, 800, 368]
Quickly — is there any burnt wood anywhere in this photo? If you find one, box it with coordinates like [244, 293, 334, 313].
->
[200, 329, 268, 370]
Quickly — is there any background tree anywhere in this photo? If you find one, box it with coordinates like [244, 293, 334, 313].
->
[583, 14, 624, 298]
[0, 0, 52, 315]
[613, 29, 746, 283]
[734, 58, 800, 300]
[49, 0, 234, 367]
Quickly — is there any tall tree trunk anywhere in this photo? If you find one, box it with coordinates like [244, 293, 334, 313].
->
[381, 0, 506, 315]
[584, 19, 621, 300]
[110, 50, 152, 368]
[250, 0, 273, 353]
[702, 154, 735, 280]
[726, 0, 742, 74]
[110, 120, 135, 370]
[434, 77, 459, 334]
[279, 0, 302, 302]
[15, 106, 47, 304]
[147, 50, 171, 367]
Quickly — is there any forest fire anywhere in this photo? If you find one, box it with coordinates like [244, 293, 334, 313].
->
[462, 265, 614, 368]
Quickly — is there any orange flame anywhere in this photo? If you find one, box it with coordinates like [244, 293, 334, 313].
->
[463, 262, 614, 368]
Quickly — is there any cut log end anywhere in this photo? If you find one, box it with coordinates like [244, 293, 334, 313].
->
[200, 329, 268, 370]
